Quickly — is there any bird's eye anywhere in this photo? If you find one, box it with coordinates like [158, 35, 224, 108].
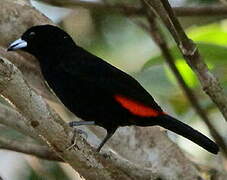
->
[29, 32, 36, 37]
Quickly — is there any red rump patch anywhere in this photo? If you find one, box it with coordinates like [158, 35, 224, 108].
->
[114, 94, 162, 117]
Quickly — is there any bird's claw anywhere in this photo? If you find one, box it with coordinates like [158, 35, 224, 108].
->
[67, 128, 88, 151]
[66, 139, 77, 151]
[74, 128, 88, 139]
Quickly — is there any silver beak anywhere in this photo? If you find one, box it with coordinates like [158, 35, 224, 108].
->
[7, 38, 27, 51]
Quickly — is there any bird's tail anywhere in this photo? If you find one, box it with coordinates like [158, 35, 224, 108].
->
[156, 114, 219, 154]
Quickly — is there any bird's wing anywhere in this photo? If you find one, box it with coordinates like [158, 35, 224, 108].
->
[58, 48, 163, 116]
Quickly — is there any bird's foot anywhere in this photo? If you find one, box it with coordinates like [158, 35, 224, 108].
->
[66, 139, 77, 151]
[69, 121, 95, 127]
[67, 128, 88, 151]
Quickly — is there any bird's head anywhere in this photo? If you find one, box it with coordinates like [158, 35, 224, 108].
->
[8, 24, 75, 60]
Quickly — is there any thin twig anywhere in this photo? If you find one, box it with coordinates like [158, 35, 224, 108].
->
[36, 0, 227, 17]
[143, 0, 227, 123]
[140, 3, 227, 156]
[36, 0, 144, 16]
[161, 0, 227, 122]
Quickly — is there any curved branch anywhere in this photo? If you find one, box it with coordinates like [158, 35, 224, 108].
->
[36, 0, 227, 17]
[0, 57, 134, 179]
[37, 0, 144, 16]
[140, 7, 227, 156]
[143, 0, 227, 123]
[0, 103, 156, 178]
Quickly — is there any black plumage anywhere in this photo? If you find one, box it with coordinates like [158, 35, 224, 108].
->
[8, 25, 219, 154]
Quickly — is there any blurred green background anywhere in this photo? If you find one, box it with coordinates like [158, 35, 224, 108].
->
[1, 0, 227, 179]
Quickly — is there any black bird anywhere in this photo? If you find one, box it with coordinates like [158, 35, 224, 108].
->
[8, 25, 219, 153]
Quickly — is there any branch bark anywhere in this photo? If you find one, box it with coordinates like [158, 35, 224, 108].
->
[36, 0, 227, 17]
[143, 0, 227, 123]
[0, 135, 155, 178]
[0, 136, 62, 161]
[0, 102, 44, 143]
[140, 4, 227, 157]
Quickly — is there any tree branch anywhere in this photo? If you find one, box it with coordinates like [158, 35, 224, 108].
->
[0, 103, 161, 179]
[0, 56, 135, 180]
[0, 133, 158, 179]
[0, 134, 154, 178]
[36, 0, 227, 17]
[36, 0, 144, 16]
[0, 136, 62, 161]
[0, 102, 45, 143]
[143, 0, 227, 123]
[140, 4, 227, 157]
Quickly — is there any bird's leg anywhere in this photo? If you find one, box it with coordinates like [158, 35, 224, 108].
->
[97, 128, 117, 152]
[68, 121, 117, 152]
[69, 121, 95, 127]
[67, 121, 95, 151]
[68, 121, 95, 139]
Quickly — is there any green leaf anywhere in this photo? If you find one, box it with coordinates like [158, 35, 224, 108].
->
[164, 59, 197, 88]
[187, 23, 227, 46]
[143, 43, 227, 87]
[144, 43, 227, 68]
